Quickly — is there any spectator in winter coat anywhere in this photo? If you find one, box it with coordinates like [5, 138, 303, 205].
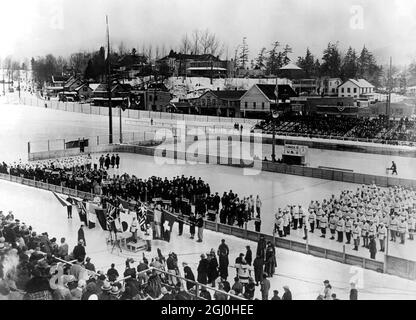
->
[106, 263, 119, 282]
[197, 254, 209, 285]
[253, 255, 264, 286]
[245, 246, 252, 266]
[349, 282, 358, 300]
[182, 262, 195, 290]
[369, 236, 377, 259]
[282, 285, 292, 300]
[271, 290, 281, 300]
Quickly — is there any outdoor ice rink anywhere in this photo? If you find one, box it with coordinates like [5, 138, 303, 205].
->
[1, 179, 416, 300]
[1, 97, 416, 299]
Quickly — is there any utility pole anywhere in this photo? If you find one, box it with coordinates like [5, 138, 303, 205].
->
[387, 56, 392, 119]
[119, 103, 123, 144]
[106, 15, 113, 144]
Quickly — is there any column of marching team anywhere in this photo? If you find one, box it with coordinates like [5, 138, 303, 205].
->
[271, 185, 416, 260]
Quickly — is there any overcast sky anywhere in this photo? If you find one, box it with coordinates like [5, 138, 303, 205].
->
[1, 0, 415, 66]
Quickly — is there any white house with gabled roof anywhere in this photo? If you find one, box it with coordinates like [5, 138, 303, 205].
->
[337, 79, 375, 99]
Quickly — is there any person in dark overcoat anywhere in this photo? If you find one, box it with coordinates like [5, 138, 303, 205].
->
[256, 235, 267, 261]
[207, 252, 219, 287]
[253, 255, 264, 286]
[197, 254, 209, 285]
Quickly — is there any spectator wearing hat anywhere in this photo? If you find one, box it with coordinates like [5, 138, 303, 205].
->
[98, 281, 112, 300]
[271, 290, 281, 300]
[282, 285, 292, 300]
[109, 285, 120, 300]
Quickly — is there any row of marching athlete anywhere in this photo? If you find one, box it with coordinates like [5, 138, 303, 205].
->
[272, 190, 416, 260]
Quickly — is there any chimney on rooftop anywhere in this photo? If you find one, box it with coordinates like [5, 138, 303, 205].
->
[217, 87, 220, 91]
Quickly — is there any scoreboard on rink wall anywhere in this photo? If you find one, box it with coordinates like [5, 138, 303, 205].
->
[282, 144, 308, 165]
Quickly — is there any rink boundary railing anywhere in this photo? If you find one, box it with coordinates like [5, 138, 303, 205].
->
[1, 172, 416, 281]
[28, 143, 416, 189]
[13, 93, 416, 155]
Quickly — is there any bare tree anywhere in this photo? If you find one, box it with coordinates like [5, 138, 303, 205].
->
[180, 34, 191, 54]
[155, 45, 160, 60]
[200, 29, 211, 54]
[118, 41, 126, 55]
[191, 29, 200, 55]
[147, 44, 153, 61]
[161, 44, 167, 57]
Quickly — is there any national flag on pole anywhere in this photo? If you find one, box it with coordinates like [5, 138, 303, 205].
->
[52, 192, 72, 207]
[161, 209, 176, 242]
[138, 205, 148, 231]
[105, 203, 119, 231]
[74, 200, 88, 226]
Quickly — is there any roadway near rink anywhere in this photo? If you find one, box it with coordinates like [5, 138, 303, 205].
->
[0, 179, 415, 300]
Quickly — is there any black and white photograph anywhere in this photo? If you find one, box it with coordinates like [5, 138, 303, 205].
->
[0, 0, 415, 306]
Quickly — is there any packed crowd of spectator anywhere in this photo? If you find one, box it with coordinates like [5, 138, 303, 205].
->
[0, 208, 357, 300]
[253, 115, 416, 145]
[273, 184, 416, 260]
[0, 207, 298, 300]
[0, 156, 263, 233]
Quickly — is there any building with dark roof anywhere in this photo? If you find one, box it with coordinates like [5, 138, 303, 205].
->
[240, 84, 297, 118]
[91, 82, 132, 107]
[156, 50, 231, 78]
[191, 89, 247, 117]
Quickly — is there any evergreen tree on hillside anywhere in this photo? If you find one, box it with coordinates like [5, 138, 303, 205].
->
[341, 46, 358, 80]
[266, 41, 281, 75]
[357, 46, 383, 87]
[255, 47, 267, 70]
[320, 42, 342, 78]
[297, 48, 315, 78]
